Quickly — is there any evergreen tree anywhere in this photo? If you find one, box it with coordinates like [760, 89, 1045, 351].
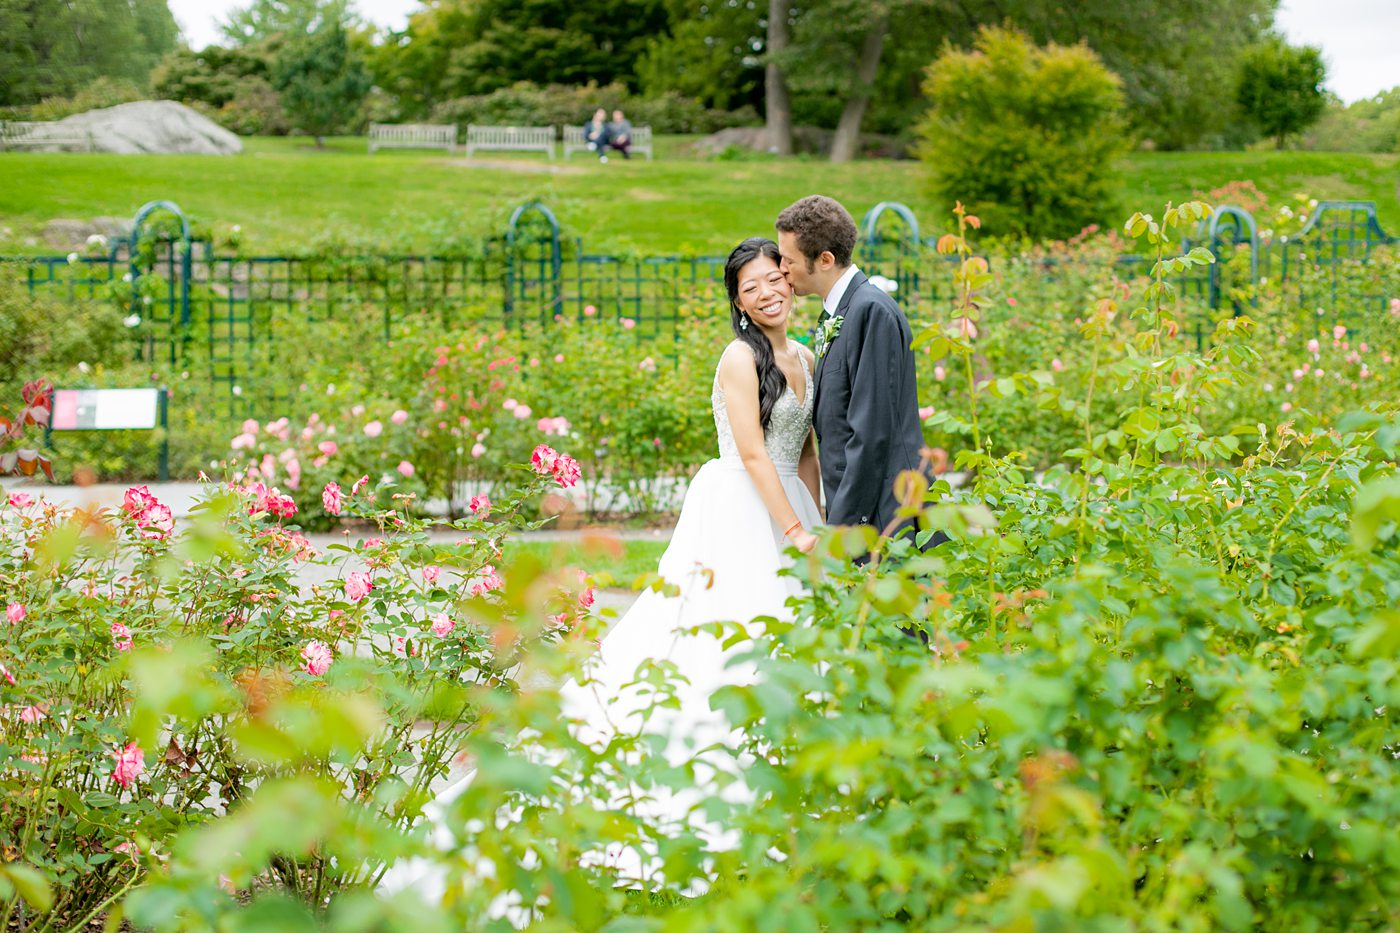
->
[271, 17, 370, 145]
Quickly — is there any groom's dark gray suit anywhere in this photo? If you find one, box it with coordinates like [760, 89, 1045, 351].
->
[812, 270, 928, 532]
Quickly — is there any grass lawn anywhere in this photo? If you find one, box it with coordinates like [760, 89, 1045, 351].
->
[0, 135, 1395, 255]
[501, 536, 670, 588]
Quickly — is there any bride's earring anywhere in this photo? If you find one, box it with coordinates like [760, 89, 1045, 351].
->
[740, 314, 750, 331]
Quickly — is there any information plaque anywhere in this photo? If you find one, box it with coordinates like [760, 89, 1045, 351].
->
[51, 388, 162, 431]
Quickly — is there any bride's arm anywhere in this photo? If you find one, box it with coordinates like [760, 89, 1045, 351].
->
[799, 428, 821, 518]
[718, 347, 818, 554]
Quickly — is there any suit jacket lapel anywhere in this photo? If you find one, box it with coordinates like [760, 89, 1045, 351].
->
[814, 272, 867, 402]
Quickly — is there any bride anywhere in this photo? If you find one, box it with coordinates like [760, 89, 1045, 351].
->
[380, 235, 822, 909]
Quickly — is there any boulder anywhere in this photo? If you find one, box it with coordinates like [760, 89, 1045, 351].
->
[56, 101, 242, 155]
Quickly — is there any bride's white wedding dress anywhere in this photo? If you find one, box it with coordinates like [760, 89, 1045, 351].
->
[380, 344, 820, 909]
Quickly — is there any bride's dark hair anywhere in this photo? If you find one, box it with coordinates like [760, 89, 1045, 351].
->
[724, 237, 789, 432]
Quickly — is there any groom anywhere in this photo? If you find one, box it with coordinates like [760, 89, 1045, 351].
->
[776, 195, 929, 538]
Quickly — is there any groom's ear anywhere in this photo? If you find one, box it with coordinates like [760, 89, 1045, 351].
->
[819, 250, 837, 271]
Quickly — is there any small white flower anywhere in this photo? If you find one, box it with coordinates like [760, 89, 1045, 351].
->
[123, 314, 141, 328]
[78, 361, 91, 373]
[232, 385, 242, 396]
[122, 272, 133, 283]
[66, 252, 79, 264]
[142, 295, 153, 306]
[326, 383, 336, 395]
[232, 224, 241, 233]
[86, 233, 107, 249]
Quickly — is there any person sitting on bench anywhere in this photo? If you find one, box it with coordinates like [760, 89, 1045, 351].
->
[583, 108, 612, 162]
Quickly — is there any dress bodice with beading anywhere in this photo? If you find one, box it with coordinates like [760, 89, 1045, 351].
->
[712, 345, 813, 466]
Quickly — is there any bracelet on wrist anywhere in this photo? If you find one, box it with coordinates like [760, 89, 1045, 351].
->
[784, 521, 803, 538]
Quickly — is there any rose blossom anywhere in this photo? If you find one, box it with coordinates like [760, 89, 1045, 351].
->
[469, 565, 503, 597]
[1332, 324, 1347, 340]
[19, 704, 46, 724]
[7, 492, 34, 508]
[1051, 358, 1064, 372]
[345, 571, 373, 602]
[351, 475, 370, 496]
[469, 494, 491, 516]
[430, 612, 455, 637]
[1306, 338, 1320, 354]
[471, 443, 486, 458]
[111, 620, 133, 651]
[918, 406, 935, 420]
[322, 482, 342, 515]
[934, 366, 947, 381]
[6, 603, 25, 624]
[0, 662, 14, 685]
[364, 420, 383, 438]
[390, 409, 409, 425]
[112, 742, 144, 788]
[423, 565, 441, 585]
[318, 440, 338, 457]
[301, 640, 333, 676]
[396, 460, 415, 477]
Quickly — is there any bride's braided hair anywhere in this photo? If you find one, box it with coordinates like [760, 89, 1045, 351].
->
[724, 237, 790, 432]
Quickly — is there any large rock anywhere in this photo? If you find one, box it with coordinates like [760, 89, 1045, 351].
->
[56, 101, 242, 155]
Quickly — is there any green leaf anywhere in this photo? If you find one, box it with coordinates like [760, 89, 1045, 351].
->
[1, 863, 54, 912]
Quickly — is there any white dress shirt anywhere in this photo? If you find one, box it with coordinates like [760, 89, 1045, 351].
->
[823, 264, 862, 317]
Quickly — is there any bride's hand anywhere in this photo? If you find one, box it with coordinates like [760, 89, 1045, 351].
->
[791, 529, 818, 554]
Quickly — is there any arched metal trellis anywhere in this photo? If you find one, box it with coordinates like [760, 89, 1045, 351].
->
[857, 201, 924, 296]
[504, 200, 563, 323]
[128, 200, 193, 365]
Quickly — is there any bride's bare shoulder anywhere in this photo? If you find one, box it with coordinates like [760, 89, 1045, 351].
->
[717, 340, 758, 382]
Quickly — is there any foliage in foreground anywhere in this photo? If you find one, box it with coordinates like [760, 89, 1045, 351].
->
[3, 202, 1399, 930]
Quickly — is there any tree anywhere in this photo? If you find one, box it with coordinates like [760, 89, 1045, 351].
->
[917, 26, 1125, 240]
[271, 17, 370, 145]
[765, 0, 793, 155]
[0, 0, 180, 106]
[219, 0, 357, 46]
[1236, 37, 1327, 148]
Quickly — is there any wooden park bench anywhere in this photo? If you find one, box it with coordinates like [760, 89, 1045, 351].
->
[0, 121, 95, 152]
[464, 125, 556, 160]
[46, 387, 170, 480]
[367, 123, 457, 154]
[562, 124, 653, 160]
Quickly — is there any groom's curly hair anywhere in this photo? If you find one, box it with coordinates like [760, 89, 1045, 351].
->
[776, 195, 858, 270]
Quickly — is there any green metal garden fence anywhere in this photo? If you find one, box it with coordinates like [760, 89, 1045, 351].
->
[3, 199, 1394, 415]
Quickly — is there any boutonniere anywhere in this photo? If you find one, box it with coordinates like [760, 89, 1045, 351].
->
[814, 314, 844, 359]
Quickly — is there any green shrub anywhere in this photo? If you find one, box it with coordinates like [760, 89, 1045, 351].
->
[25, 77, 145, 122]
[916, 26, 1126, 242]
[429, 81, 754, 135]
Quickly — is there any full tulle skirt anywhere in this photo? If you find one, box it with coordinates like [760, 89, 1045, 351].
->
[379, 457, 821, 914]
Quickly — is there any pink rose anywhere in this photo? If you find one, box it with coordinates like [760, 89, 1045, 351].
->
[396, 460, 415, 478]
[1051, 358, 1064, 372]
[423, 565, 441, 585]
[1332, 324, 1346, 340]
[469, 565, 503, 597]
[351, 475, 370, 496]
[122, 486, 159, 517]
[639, 357, 656, 372]
[345, 571, 373, 602]
[6, 603, 25, 624]
[1281, 402, 1293, 413]
[531, 444, 558, 474]
[19, 704, 46, 724]
[0, 662, 13, 685]
[430, 612, 455, 637]
[554, 354, 564, 363]
[468, 494, 491, 516]
[352, 404, 365, 417]
[259, 454, 276, 478]
[140, 503, 174, 540]
[322, 482, 342, 515]
[934, 366, 947, 381]
[363, 420, 383, 438]
[391, 409, 408, 425]
[584, 305, 597, 317]
[621, 318, 636, 329]
[111, 620, 133, 651]
[301, 640, 333, 676]
[952, 317, 979, 340]
[471, 443, 486, 458]
[552, 453, 582, 489]
[112, 741, 144, 788]
[513, 404, 532, 419]
[1306, 338, 1320, 354]
[318, 440, 338, 457]
[241, 419, 260, 435]
[6, 492, 33, 508]
[918, 406, 935, 420]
